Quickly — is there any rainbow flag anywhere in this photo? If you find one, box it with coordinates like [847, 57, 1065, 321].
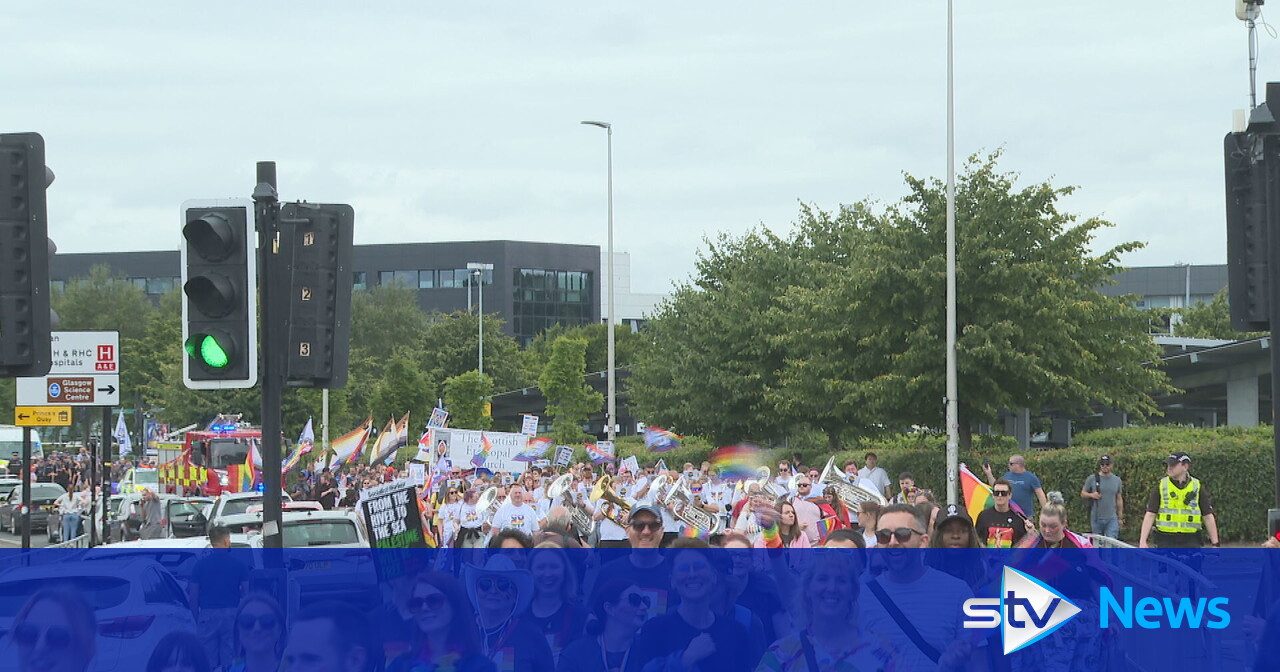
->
[644, 426, 682, 452]
[708, 443, 763, 481]
[959, 463, 995, 522]
[514, 437, 552, 462]
[816, 517, 836, 540]
[370, 416, 399, 465]
[330, 416, 373, 467]
[471, 433, 493, 468]
[240, 447, 256, 492]
[681, 526, 708, 540]
[282, 419, 314, 473]
[585, 441, 615, 464]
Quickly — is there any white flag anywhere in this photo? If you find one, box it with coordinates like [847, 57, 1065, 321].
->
[114, 413, 132, 458]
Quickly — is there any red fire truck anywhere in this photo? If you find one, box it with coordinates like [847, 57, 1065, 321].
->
[156, 415, 261, 496]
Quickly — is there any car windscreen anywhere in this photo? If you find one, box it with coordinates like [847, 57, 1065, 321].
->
[0, 483, 18, 499]
[167, 501, 205, 521]
[220, 497, 263, 517]
[133, 470, 159, 485]
[0, 576, 130, 616]
[87, 552, 200, 578]
[283, 521, 360, 547]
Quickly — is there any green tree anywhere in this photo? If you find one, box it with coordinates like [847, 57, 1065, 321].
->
[370, 353, 433, 429]
[524, 323, 640, 382]
[420, 312, 527, 394]
[539, 337, 602, 444]
[1174, 290, 1264, 340]
[444, 370, 493, 430]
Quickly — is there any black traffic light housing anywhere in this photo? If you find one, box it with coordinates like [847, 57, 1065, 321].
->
[1224, 131, 1272, 331]
[0, 132, 53, 378]
[280, 202, 354, 388]
[181, 199, 257, 389]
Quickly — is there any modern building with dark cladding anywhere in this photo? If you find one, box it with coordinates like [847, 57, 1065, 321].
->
[50, 240, 602, 345]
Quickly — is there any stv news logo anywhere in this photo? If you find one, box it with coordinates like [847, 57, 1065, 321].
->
[962, 566, 1081, 654]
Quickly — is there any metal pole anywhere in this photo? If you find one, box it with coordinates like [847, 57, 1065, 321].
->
[606, 126, 616, 442]
[1185, 264, 1192, 307]
[20, 428, 31, 550]
[478, 272, 484, 375]
[944, 0, 960, 508]
[101, 405, 110, 540]
[322, 388, 330, 471]
[88, 428, 98, 547]
[254, 161, 283, 550]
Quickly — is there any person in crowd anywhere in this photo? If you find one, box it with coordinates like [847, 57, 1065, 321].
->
[557, 580, 650, 672]
[139, 487, 165, 539]
[892, 472, 917, 504]
[789, 477, 821, 545]
[440, 487, 464, 547]
[814, 490, 851, 538]
[974, 479, 1031, 548]
[1138, 451, 1220, 549]
[525, 548, 588, 664]
[284, 602, 383, 672]
[188, 525, 251, 671]
[930, 504, 982, 549]
[314, 470, 339, 510]
[860, 504, 986, 672]
[757, 551, 904, 672]
[594, 504, 672, 617]
[489, 529, 535, 551]
[983, 455, 1047, 520]
[821, 527, 866, 548]
[1080, 455, 1124, 539]
[11, 587, 97, 672]
[465, 555, 555, 672]
[856, 501, 880, 548]
[1019, 502, 1092, 549]
[858, 452, 893, 499]
[633, 540, 753, 672]
[927, 504, 989, 591]
[457, 489, 487, 549]
[54, 484, 84, 541]
[488, 485, 541, 537]
[226, 594, 285, 672]
[340, 480, 362, 508]
[717, 535, 788, 640]
[146, 631, 212, 672]
[386, 572, 494, 672]
[754, 500, 811, 549]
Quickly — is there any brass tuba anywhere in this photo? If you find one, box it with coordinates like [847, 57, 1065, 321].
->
[819, 456, 887, 510]
[476, 486, 501, 525]
[589, 475, 632, 527]
[547, 473, 594, 538]
[663, 479, 724, 535]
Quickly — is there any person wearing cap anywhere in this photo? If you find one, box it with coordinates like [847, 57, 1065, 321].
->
[465, 555, 554, 672]
[1139, 451, 1220, 549]
[1081, 455, 1124, 539]
[930, 504, 982, 549]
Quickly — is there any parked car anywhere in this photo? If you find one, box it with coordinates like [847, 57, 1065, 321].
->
[106, 493, 212, 541]
[0, 482, 66, 534]
[0, 560, 197, 672]
[243, 510, 374, 608]
[0, 479, 20, 500]
[84, 536, 260, 585]
[116, 467, 159, 494]
[204, 490, 293, 524]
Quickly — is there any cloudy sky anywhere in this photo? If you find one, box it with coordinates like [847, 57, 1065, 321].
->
[2, 2, 1259, 294]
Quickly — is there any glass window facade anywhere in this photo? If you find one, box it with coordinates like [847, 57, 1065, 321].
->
[378, 271, 396, 286]
[418, 270, 435, 289]
[146, 277, 177, 295]
[353, 272, 367, 290]
[394, 270, 417, 288]
[512, 268, 593, 345]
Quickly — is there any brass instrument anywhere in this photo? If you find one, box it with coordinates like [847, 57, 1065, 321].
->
[589, 474, 632, 526]
[819, 456, 887, 509]
[477, 486, 500, 525]
[548, 473, 594, 537]
[664, 479, 724, 535]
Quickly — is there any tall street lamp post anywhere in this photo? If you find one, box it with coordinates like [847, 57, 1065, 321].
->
[467, 262, 493, 375]
[581, 120, 616, 441]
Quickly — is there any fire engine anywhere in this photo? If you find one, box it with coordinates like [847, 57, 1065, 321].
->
[159, 415, 265, 496]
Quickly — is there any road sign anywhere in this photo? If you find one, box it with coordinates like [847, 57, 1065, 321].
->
[14, 406, 73, 427]
[16, 331, 122, 407]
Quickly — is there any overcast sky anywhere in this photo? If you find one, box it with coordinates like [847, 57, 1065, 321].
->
[2, 3, 1261, 294]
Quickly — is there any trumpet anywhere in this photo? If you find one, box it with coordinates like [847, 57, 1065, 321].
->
[664, 479, 724, 535]
[548, 473, 594, 538]
[819, 456, 887, 509]
[589, 475, 632, 527]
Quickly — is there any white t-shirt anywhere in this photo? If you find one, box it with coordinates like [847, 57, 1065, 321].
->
[791, 497, 823, 544]
[490, 502, 540, 536]
[595, 498, 631, 541]
[858, 568, 982, 671]
[858, 466, 893, 496]
[459, 503, 484, 530]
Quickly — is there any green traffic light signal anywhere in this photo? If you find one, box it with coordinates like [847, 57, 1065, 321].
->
[185, 334, 233, 371]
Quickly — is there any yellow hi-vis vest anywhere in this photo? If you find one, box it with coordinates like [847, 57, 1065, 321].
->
[1155, 476, 1202, 534]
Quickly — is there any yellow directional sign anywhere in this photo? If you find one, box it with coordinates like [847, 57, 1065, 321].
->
[14, 406, 73, 427]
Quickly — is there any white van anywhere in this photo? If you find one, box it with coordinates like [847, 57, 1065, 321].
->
[0, 425, 44, 473]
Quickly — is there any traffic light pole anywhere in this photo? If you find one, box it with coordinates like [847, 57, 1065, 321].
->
[253, 162, 284, 551]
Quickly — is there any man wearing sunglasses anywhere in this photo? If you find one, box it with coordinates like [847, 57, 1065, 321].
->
[860, 504, 985, 672]
[593, 504, 673, 618]
[974, 479, 1031, 548]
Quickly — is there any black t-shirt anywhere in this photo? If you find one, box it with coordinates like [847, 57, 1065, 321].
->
[481, 618, 554, 672]
[597, 555, 673, 617]
[189, 551, 251, 608]
[633, 611, 751, 672]
[522, 600, 587, 655]
[975, 507, 1028, 548]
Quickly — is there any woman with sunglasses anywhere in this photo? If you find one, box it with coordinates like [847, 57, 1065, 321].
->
[556, 580, 649, 672]
[525, 548, 587, 665]
[633, 540, 752, 672]
[387, 572, 494, 672]
[9, 587, 96, 672]
[225, 594, 285, 672]
[756, 552, 903, 672]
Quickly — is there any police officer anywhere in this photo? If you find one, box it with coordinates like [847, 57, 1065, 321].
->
[1138, 451, 1220, 549]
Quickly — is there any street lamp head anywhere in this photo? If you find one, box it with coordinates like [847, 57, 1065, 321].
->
[580, 121, 611, 129]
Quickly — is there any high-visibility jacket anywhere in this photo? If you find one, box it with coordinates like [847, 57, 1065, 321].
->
[1155, 476, 1202, 534]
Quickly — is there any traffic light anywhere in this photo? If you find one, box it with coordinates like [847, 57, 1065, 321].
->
[0, 132, 53, 378]
[181, 199, 257, 389]
[1224, 132, 1272, 332]
[280, 202, 354, 388]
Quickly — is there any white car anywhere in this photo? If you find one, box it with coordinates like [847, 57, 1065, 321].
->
[0, 560, 197, 672]
[205, 491, 293, 524]
[83, 537, 260, 585]
[242, 510, 376, 609]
